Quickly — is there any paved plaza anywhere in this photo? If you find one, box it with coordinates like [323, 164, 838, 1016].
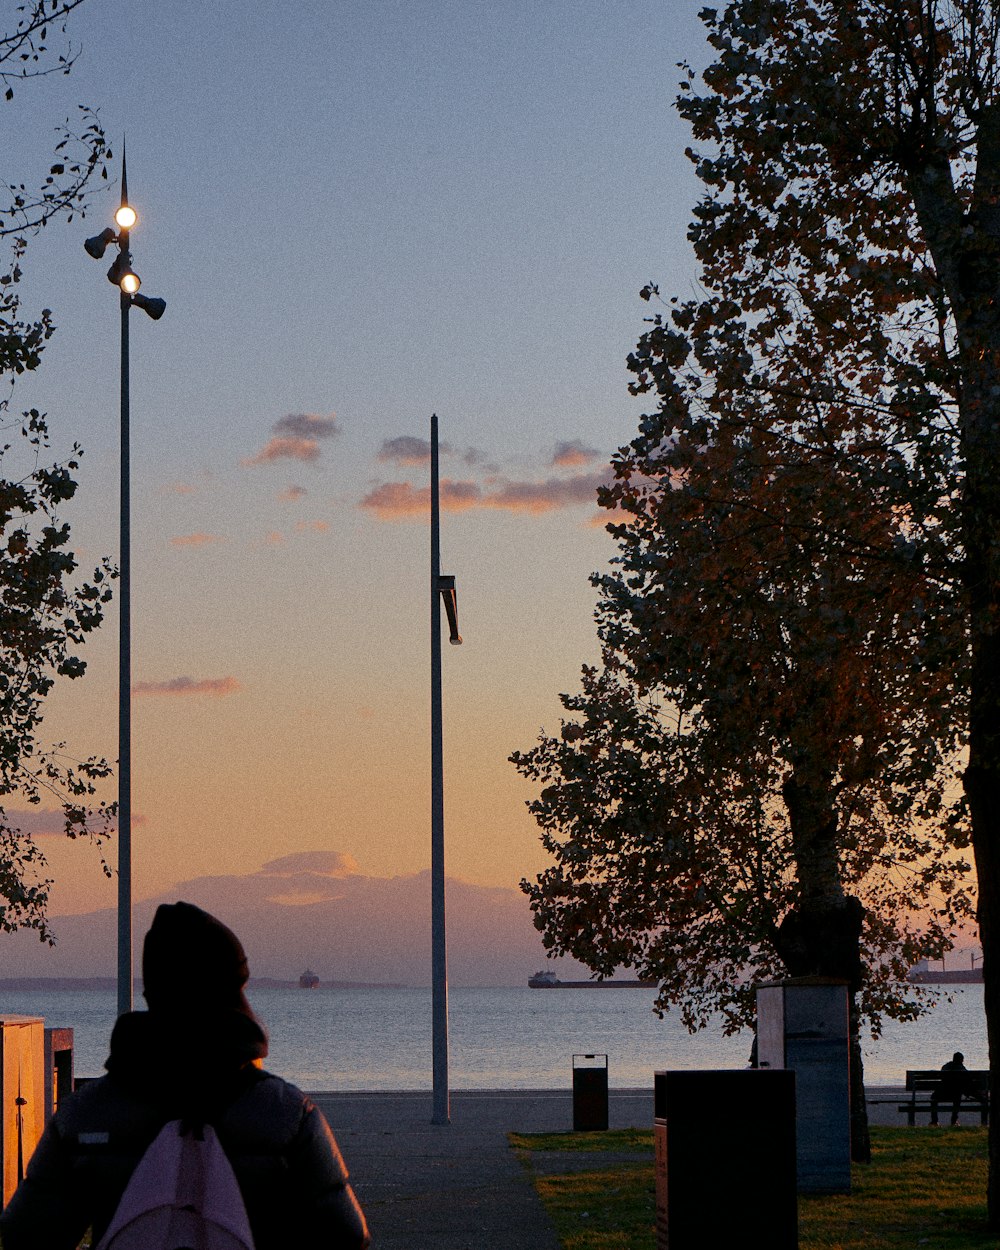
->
[312, 1088, 649, 1249]
[311, 1086, 924, 1249]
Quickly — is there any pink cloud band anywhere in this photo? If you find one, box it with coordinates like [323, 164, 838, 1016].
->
[170, 532, 225, 547]
[360, 470, 609, 520]
[241, 436, 321, 466]
[133, 676, 242, 698]
[552, 439, 600, 468]
[242, 413, 340, 468]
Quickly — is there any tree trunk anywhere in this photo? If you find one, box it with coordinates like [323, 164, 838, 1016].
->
[968, 755, 1000, 1226]
[908, 99, 1000, 1227]
[847, 991, 870, 1165]
[955, 340, 1000, 1228]
[961, 502, 1000, 1226]
[774, 895, 870, 1162]
[778, 767, 871, 1162]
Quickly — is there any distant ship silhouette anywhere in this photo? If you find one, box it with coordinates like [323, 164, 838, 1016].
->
[908, 959, 983, 985]
[528, 969, 656, 989]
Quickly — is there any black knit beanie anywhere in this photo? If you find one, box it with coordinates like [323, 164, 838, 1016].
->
[142, 900, 255, 1018]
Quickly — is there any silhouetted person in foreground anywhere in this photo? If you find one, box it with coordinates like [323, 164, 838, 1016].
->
[0, 900, 370, 1249]
[931, 1051, 968, 1126]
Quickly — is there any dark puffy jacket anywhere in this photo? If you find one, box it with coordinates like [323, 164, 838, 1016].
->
[0, 1012, 370, 1250]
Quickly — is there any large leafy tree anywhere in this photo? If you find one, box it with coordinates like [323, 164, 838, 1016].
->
[660, 0, 1000, 1217]
[513, 372, 971, 1160]
[516, 0, 1000, 1175]
[1, 0, 114, 936]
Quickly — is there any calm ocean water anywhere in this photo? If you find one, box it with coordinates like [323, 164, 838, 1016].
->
[0, 984, 986, 1089]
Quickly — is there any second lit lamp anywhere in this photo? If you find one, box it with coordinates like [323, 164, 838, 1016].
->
[84, 198, 165, 319]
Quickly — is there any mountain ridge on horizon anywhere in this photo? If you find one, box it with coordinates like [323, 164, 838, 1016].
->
[0, 851, 592, 987]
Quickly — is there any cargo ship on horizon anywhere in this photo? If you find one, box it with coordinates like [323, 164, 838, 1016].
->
[528, 970, 657, 989]
[907, 957, 983, 985]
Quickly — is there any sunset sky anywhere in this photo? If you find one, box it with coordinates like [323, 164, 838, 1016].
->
[4, 1, 711, 944]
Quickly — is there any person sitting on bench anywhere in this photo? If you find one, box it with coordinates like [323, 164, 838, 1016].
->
[931, 1052, 968, 1126]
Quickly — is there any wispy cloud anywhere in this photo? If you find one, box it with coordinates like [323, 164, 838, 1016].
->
[485, 471, 608, 514]
[256, 850, 361, 905]
[242, 437, 322, 466]
[170, 532, 225, 548]
[295, 519, 330, 534]
[377, 435, 485, 468]
[261, 850, 359, 878]
[586, 506, 630, 528]
[278, 485, 307, 502]
[552, 440, 600, 468]
[242, 413, 340, 467]
[2, 808, 147, 836]
[360, 470, 609, 520]
[160, 481, 199, 497]
[133, 676, 242, 698]
[377, 436, 436, 466]
[2, 808, 73, 837]
[264, 531, 286, 546]
[360, 479, 483, 519]
[274, 413, 339, 440]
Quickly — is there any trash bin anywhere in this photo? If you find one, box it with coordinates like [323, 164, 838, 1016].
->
[0, 1016, 45, 1207]
[44, 1028, 73, 1122]
[572, 1054, 608, 1131]
[654, 1069, 797, 1250]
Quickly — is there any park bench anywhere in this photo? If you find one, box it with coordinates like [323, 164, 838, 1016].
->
[897, 1069, 990, 1126]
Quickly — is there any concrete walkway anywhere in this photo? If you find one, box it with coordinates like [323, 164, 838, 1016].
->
[311, 1089, 650, 1250]
[310, 1086, 972, 1248]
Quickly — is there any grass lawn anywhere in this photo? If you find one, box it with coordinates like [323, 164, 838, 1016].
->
[510, 1126, 993, 1250]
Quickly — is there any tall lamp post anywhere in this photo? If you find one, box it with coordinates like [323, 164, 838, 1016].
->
[430, 413, 461, 1126]
[84, 153, 165, 1017]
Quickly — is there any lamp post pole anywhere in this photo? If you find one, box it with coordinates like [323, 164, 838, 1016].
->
[430, 413, 447, 1125]
[430, 413, 462, 1126]
[117, 159, 133, 1019]
[84, 150, 165, 1019]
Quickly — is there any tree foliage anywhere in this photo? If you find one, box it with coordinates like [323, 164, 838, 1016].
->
[515, 0, 1000, 1173]
[1, 1, 108, 239]
[0, 0, 114, 937]
[662, 0, 1000, 1214]
[514, 395, 973, 1027]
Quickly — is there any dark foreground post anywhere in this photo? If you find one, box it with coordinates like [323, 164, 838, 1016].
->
[654, 1069, 797, 1249]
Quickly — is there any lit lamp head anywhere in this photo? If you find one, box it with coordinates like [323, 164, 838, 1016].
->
[114, 203, 137, 232]
[84, 153, 164, 321]
[106, 252, 140, 292]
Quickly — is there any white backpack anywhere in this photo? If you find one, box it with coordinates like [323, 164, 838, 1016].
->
[95, 1119, 255, 1250]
